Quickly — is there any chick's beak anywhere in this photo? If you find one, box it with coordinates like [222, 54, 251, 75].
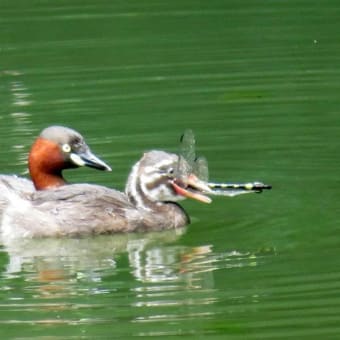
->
[70, 148, 112, 171]
[172, 174, 212, 204]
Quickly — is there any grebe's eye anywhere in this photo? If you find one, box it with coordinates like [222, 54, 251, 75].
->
[62, 143, 71, 153]
[168, 167, 175, 176]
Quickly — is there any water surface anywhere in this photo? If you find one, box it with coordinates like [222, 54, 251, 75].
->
[1, 0, 340, 338]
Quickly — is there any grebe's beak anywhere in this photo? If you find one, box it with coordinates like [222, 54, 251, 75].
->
[172, 174, 212, 204]
[70, 149, 112, 171]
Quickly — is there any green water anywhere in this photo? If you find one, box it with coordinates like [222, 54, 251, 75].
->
[1, 0, 340, 338]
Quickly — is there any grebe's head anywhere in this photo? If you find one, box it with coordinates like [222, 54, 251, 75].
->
[29, 125, 111, 190]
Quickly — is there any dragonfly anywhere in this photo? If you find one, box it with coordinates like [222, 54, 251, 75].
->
[177, 129, 271, 197]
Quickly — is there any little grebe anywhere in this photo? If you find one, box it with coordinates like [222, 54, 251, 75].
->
[1, 148, 270, 238]
[0, 125, 112, 219]
[0, 130, 271, 238]
[0, 125, 111, 192]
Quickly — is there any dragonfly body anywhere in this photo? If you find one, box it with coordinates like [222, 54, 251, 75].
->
[178, 130, 272, 197]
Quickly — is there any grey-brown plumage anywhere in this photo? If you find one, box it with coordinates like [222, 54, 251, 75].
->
[28, 183, 189, 235]
[2, 151, 211, 238]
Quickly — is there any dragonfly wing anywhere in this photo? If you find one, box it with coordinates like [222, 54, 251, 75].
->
[177, 129, 196, 179]
[194, 156, 209, 182]
[179, 129, 196, 164]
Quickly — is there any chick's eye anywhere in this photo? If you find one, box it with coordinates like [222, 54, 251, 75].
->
[168, 167, 175, 176]
[62, 143, 71, 153]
